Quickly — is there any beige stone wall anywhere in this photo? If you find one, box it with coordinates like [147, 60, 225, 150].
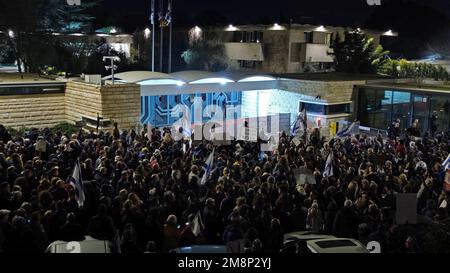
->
[279, 79, 366, 104]
[64, 81, 141, 130]
[0, 93, 65, 129]
[65, 81, 103, 124]
[100, 84, 141, 130]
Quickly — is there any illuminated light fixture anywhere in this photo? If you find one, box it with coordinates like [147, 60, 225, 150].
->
[71, 33, 84, 36]
[110, 28, 117, 34]
[226, 24, 238, 31]
[256, 39, 260, 43]
[383, 29, 396, 36]
[270, 23, 286, 30]
[96, 33, 110, 37]
[314, 25, 326, 32]
[357, 27, 362, 32]
[52, 32, 61, 36]
[192, 26, 202, 39]
[8, 30, 14, 38]
[144, 28, 151, 39]
[176, 81, 185, 86]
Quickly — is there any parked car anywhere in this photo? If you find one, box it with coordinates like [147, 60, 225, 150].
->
[170, 245, 227, 254]
[282, 231, 369, 253]
[45, 236, 115, 253]
[281, 231, 336, 253]
[307, 238, 369, 253]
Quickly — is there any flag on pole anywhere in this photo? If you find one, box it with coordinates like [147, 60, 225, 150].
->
[323, 151, 334, 177]
[158, 0, 165, 24]
[150, 0, 155, 25]
[191, 211, 204, 237]
[165, 0, 172, 25]
[68, 160, 85, 207]
[442, 154, 450, 192]
[292, 108, 307, 135]
[337, 121, 360, 137]
[200, 148, 215, 185]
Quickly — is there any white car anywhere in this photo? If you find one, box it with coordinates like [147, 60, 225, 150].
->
[307, 238, 369, 253]
[45, 236, 115, 253]
[282, 231, 370, 253]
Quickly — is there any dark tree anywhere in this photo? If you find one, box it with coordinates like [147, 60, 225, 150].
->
[329, 30, 389, 74]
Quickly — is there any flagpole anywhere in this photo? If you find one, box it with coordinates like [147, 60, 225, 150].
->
[151, 0, 155, 72]
[168, 0, 173, 73]
[159, 0, 164, 72]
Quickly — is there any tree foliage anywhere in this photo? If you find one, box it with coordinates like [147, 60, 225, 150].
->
[0, 0, 97, 73]
[329, 30, 390, 74]
[181, 32, 229, 72]
[379, 58, 449, 81]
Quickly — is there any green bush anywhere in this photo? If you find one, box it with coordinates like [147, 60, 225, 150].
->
[6, 123, 78, 138]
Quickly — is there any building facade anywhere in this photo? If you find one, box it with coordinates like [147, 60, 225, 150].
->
[203, 24, 397, 74]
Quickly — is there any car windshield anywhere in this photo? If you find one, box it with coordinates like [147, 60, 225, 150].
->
[315, 240, 357, 248]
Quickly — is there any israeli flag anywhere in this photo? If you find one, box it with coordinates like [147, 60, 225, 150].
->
[191, 211, 204, 237]
[292, 108, 307, 135]
[68, 160, 85, 207]
[443, 154, 450, 170]
[323, 152, 334, 177]
[442, 154, 450, 192]
[150, 0, 155, 25]
[337, 121, 360, 137]
[200, 148, 215, 185]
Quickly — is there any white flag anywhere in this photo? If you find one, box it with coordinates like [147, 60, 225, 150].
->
[200, 148, 215, 185]
[323, 151, 334, 177]
[191, 211, 204, 237]
[69, 160, 85, 206]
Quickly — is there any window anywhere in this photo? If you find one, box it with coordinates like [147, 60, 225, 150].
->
[304, 32, 313, 43]
[237, 31, 263, 42]
[316, 240, 357, 248]
[301, 102, 326, 114]
[240, 60, 256, 68]
[290, 43, 301, 62]
[328, 103, 350, 114]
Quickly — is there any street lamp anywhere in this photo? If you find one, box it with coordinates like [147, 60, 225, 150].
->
[8, 30, 14, 38]
[144, 28, 151, 39]
[103, 56, 121, 85]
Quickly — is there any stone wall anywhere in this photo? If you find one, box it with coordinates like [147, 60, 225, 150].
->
[101, 84, 141, 130]
[65, 81, 141, 130]
[279, 79, 366, 104]
[65, 81, 103, 124]
[0, 93, 65, 128]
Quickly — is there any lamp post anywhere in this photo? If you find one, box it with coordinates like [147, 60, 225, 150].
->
[103, 56, 120, 85]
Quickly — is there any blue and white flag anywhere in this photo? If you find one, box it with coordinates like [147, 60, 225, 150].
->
[191, 211, 204, 237]
[165, 0, 172, 25]
[259, 151, 266, 162]
[292, 108, 307, 135]
[323, 151, 334, 177]
[337, 121, 360, 137]
[69, 160, 85, 207]
[150, 0, 155, 25]
[200, 148, 215, 185]
[442, 154, 450, 192]
[443, 154, 450, 170]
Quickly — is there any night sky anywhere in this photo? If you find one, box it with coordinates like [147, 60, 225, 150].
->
[92, 0, 450, 30]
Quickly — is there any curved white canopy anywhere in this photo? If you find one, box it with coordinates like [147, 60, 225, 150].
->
[102, 71, 180, 84]
[170, 70, 233, 84]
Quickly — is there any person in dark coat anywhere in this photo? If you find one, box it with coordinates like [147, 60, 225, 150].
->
[59, 213, 84, 241]
[263, 218, 284, 253]
[333, 200, 359, 238]
[88, 204, 116, 241]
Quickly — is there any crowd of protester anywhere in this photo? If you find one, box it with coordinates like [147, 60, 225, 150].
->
[0, 120, 449, 253]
